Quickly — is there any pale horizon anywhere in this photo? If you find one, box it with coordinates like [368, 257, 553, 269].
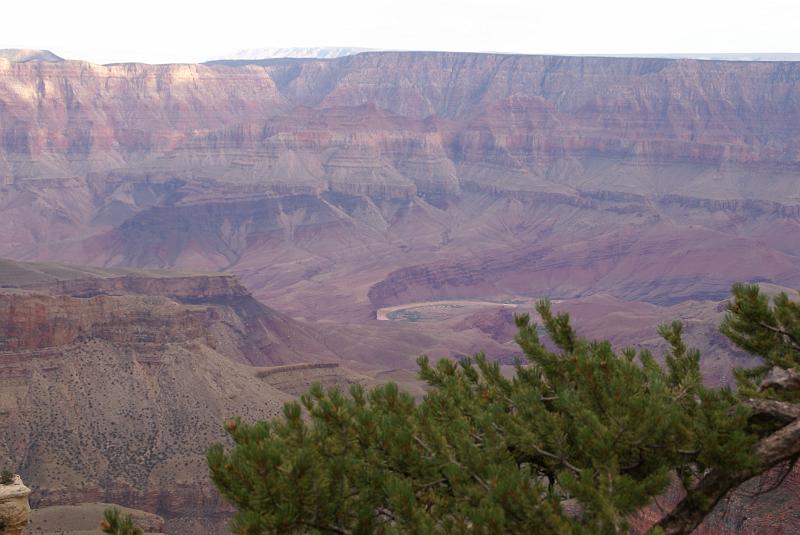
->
[1, 0, 798, 65]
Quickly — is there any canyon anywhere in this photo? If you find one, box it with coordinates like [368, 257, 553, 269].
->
[1, 51, 799, 322]
[0, 50, 799, 532]
[2, 48, 799, 383]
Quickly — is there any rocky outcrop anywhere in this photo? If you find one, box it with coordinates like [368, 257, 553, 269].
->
[0, 475, 30, 535]
[26, 273, 250, 301]
[0, 291, 213, 353]
[454, 308, 518, 342]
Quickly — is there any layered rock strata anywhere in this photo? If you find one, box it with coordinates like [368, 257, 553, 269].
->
[0, 52, 798, 322]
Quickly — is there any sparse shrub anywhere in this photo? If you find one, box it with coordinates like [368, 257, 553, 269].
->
[0, 470, 14, 485]
[100, 508, 143, 535]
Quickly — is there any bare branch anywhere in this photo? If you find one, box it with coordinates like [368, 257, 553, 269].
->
[300, 521, 352, 535]
[414, 478, 448, 492]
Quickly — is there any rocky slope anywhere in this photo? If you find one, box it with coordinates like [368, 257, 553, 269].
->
[0, 259, 369, 533]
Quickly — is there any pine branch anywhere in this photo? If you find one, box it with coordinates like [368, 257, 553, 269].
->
[530, 444, 581, 475]
[756, 321, 800, 352]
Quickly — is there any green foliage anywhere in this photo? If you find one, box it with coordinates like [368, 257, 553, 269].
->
[209, 299, 760, 534]
[101, 508, 143, 535]
[723, 283, 800, 402]
[0, 470, 14, 485]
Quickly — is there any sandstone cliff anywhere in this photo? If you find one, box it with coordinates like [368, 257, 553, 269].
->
[4, 52, 800, 181]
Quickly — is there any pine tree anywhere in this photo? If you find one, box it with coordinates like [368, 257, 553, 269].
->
[208, 287, 800, 535]
[723, 283, 800, 402]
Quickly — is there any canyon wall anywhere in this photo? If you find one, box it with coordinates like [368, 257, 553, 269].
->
[0, 260, 368, 533]
[4, 53, 800, 179]
[0, 52, 799, 321]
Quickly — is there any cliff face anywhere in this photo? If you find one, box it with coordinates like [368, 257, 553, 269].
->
[0, 259, 345, 366]
[3, 53, 800, 185]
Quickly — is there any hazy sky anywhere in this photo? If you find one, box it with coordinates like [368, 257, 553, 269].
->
[1, 0, 798, 64]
